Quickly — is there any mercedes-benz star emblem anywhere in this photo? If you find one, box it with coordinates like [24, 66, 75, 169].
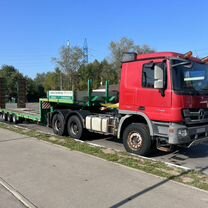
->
[199, 109, 205, 120]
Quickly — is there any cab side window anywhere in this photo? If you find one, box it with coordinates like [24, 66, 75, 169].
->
[142, 62, 167, 88]
[142, 66, 154, 88]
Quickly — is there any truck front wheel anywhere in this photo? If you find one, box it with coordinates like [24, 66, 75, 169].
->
[123, 123, 151, 156]
[67, 115, 83, 140]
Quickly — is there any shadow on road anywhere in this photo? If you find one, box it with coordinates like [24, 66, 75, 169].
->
[110, 166, 208, 208]
[176, 144, 208, 158]
[149, 143, 208, 159]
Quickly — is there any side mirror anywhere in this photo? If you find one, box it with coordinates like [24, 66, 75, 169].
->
[154, 65, 164, 89]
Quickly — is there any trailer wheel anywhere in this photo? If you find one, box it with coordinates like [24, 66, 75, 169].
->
[8, 113, 13, 123]
[2, 112, 7, 121]
[52, 113, 66, 136]
[12, 114, 18, 124]
[67, 115, 83, 139]
[123, 123, 151, 156]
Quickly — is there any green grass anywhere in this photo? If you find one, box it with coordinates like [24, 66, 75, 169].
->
[0, 122, 208, 191]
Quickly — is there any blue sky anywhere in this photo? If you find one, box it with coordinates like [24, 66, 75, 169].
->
[0, 0, 208, 78]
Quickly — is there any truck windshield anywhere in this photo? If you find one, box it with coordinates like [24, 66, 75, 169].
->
[171, 59, 208, 95]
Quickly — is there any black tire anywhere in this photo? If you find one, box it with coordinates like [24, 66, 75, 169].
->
[67, 115, 83, 139]
[2, 112, 7, 121]
[8, 113, 13, 123]
[52, 113, 66, 136]
[12, 114, 18, 124]
[123, 123, 152, 156]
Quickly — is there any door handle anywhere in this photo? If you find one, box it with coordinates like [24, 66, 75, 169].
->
[138, 106, 145, 111]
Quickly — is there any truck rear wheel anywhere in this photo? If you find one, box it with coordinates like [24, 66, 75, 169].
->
[123, 123, 151, 156]
[67, 115, 83, 140]
[52, 113, 66, 136]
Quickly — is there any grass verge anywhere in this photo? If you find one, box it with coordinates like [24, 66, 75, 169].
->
[0, 122, 208, 191]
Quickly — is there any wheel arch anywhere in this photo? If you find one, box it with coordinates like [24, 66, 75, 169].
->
[117, 112, 154, 139]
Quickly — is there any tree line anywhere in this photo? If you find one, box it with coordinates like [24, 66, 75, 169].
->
[0, 37, 155, 102]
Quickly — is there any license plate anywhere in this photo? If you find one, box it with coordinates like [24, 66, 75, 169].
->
[197, 128, 205, 133]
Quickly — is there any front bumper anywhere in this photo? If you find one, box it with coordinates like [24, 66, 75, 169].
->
[168, 123, 208, 147]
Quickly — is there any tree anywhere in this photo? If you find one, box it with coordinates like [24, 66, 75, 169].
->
[78, 60, 101, 90]
[34, 68, 61, 93]
[44, 69, 60, 91]
[25, 77, 45, 102]
[0, 65, 24, 100]
[76, 59, 118, 90]
[109, 37, 155, 77]
[100, 59, 118, 85]
[52, 44, 84, 89]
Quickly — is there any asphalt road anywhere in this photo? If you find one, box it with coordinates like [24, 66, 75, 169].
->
[0, 128, 208, 208]
[0, 184, 26, 208]
[2, 102, 208, 175]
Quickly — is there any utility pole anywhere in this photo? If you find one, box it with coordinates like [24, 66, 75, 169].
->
[67, 40, 70, 47]
[83, 38, 88, 65]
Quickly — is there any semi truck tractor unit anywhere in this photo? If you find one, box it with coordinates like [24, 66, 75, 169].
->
[1, 51, 208, 156]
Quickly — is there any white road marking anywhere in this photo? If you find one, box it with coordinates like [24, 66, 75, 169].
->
[0, 177, 37, 208]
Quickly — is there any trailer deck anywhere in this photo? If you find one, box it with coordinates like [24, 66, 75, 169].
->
[1, 103, 41, 122]
[2, 108, 40, 121]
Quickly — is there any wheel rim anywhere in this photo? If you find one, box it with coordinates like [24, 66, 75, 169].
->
[70, 121, 79, 135]
[127, 132, 143, 151]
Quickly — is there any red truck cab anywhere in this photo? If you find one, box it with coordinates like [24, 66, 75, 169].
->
[118, 52, 208, 154]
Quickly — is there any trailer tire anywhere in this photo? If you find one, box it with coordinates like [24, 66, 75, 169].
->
[123, 123, 151, 156]
[12, 114, 18, 124]
[8, 113, 13, 123]
[52, 113, 66, 136]
[2, 112, 7, 121]
[67, 115, 83, 140]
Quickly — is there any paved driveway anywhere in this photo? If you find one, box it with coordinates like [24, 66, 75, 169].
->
[0, 128, 207, 208]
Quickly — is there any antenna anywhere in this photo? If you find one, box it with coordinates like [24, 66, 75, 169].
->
[83, 38, 88, 64]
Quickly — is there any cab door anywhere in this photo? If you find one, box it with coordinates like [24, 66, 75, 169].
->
[137, 59, 172, 122]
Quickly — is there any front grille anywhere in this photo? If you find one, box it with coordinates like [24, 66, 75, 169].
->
[183, 109, 208, 125]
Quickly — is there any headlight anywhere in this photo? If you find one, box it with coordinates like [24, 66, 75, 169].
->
[178, 129, 188, 137]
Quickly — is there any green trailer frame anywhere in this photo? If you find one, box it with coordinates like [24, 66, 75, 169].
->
[0, 108, 41, 122]
[0, 80, 118, 124]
